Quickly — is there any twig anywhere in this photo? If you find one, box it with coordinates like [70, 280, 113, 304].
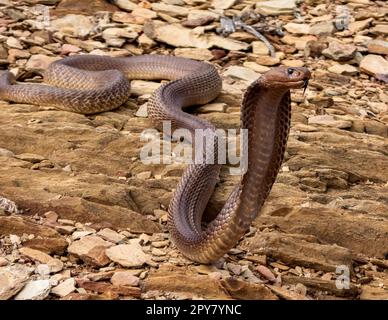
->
[218, 16, 276, 58]
[240, 24, 276, 58]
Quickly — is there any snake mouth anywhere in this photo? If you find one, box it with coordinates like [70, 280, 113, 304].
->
[290, 77, 310, 92]
[272, 78, 309, 90]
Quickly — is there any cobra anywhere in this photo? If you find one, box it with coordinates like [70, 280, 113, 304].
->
[0, 55, 311, 263]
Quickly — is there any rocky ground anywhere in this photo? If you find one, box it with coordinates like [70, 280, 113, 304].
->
[0, 0, 387, 300]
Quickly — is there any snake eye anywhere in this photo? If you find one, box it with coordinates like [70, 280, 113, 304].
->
[287, 68, 295, 76]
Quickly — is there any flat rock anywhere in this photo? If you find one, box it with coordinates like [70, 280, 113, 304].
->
[60, 44, 81, 55]
[136, 171, 151, 180]
[328, 64, 358, 76]
[187, 9, 219, 23]
[282, 35, 317, 50]
[348, 18, 372, 33]
[212, 0, 237, 10]
[22, 237, 68, 255]
[19, 247, 63, 273]
[111, 0, 137, 12]
[71, 230, 94, 240]
[25, 55, 60, 74]
[137, 33, 156, 48]
[102, 27, 138, 45]
[309, 22, 335, 35]
[174, 48, 213, 61]
[97, 228, 125, 244]
[371, 25, 388, 35]
[322, 42, 357, 61]
[6, 37, 23, 49]
[105, 241, 151, 267]
[256, 265, 276, 282]
[284, 23, 310, 34]
[0, 175, 161, 233]
[368, 102, 387, 114]
[360, 285, 388, 300]
[243, 61, 270, 73]
[14, 280, 51, 300]
[220, 277, 278, 300]
[53, 0, 117, 16]
[0, 265, 32, 300]
[255, 207, 388, 259]
[193, 265, 219, 275]
[15, 153, 45, 163]
[0, 257, 8, 266]
[252, 41, 270, 55]
[85, 271, 114, 283]
[241, 231, 353, 272]
[255, 55, 280, 66]
[7, 49, 30, 63]
[151, 248, 166, 256]
[131, 80, 161, 96]
[132, 7, 157, 21]
[50, 14, 94, 37]
[224, 66, 260, 82]
[135, 103, 148, 118]
[155, 23, 249, 51]
[367, 40, 388, 55]
[0, 147, 13, 157]
[268, 285, 308, 300]
[308, 115, 352, 129]
[110, 271, 140, 286]
[68, 236, 113, 267]
[151, 3, 188, 17]
[144, 265, 277, 299]
[256, 0, 296, 15]
[283, 275, 360, 298]
[57, 219, 74, 226]
[51, 278, 76, 297]
[0, 215, 61, 237]
[76, 279, 141, 298]
[56, 225, 76, 235]
[282, 59, 304, 67]
[360, 54, 388, 77]
[143, 268, 230, 299]
[36, 264, 50, 278]
[196, 103, 227, 113]
[226, 263, 242, 276]
[65, 38, 106, 52]
[0, 44, 7, 60]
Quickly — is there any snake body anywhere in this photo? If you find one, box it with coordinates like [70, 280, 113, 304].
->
[0, 55, 310, 263]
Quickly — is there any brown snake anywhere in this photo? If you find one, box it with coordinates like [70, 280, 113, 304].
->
[0, 55, 310, 263]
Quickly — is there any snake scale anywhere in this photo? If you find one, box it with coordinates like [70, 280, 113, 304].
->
[0, 54, 310, 263]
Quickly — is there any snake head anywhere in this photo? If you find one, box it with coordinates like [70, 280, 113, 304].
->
[259, 66, 311, 93]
